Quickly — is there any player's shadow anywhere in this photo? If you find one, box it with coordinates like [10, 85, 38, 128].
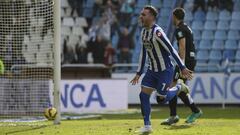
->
[135, 132, 152, 135]
[164, 124, 192, 130]
[5, 124, 50, 135]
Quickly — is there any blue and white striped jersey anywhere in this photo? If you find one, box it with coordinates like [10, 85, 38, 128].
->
[137, 24, 185, 75]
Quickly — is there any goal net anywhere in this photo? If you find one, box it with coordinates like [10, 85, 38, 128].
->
[0, 0, 60, 121]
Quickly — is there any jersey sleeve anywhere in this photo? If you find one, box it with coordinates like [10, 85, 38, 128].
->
[175, 28, 185, 41]
[155, 29, 186, 70]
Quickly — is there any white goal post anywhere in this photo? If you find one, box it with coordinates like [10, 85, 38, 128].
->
[53, 0, 61, 124]
[0, 0, 61, 124]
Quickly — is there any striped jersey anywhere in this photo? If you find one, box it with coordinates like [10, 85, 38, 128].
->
[137, 24, 185, 75]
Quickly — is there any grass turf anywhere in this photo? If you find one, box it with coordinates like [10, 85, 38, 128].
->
[1, 106, 240, 135]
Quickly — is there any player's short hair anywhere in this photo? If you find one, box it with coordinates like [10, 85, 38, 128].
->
[173, 7, 185, 20]
[143, 5, 158, 18]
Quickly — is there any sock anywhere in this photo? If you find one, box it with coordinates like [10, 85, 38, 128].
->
[178, 92, 200, 113]
[139, 92, 151, 126]
[169, 95, 177, 116]
[164, 84, 181, 103]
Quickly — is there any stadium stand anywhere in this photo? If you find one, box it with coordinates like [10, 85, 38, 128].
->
[212, 40, 224, 50]
[59, 0, 240, 73]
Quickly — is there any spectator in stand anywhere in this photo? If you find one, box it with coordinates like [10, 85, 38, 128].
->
[119, 0, 135, 27]
[115, 22, 137, 64]
[88, 20, 101, 42]
[68, 0, 84, 16]
[62, 37, 76, 64]
[219, 0, 233, 12]
[93, 0, 107, 17]
[75, 36, 87, 63]
[193, 0, 206, 13]
[104, 42, 115, 66]
[104, 0, 119, 38]
[87, 35, 107, 64]
[105, 0, 118, 14]
[207, 0, 219, 11]
[111, 0, 121, 12]
[194, 6, 206, 21]
[97, 13, 113, 42]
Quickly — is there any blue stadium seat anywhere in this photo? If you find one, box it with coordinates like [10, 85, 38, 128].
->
[199, 40, 212, 50]
[204, 21, 217, 30]
[150, 0, 162, 8]
[214, 30, 227, 40]
[225, 40, 238, 50]
[230, 20, 240, 30]
[219, 10, 231, 21]
[183, 1, 194, 12]
[209, 50, 222, 62]
[206, 11, 219, 21]
[196, 50, 209, 62]
[160, 8, 171, 17]
[194, 10, 206, 21]
[185, 20, 192, 26]
[217, 20, 229, 30]
[223, 50, 235, 62]
[193, 30, 201, 41]
[232, 11, 240, 20]
[194, 40, 200, 50]
[157, 17, 168, 30]
[207, 63, 219, 72]
[163, 0, 173, 8]
[227, 30, 240, 40]
[202, 30, 214, 40]
[208, 59, 221, 65]
[136, 0, 148, 8]
[212, 40, 224, 50]
[192, 21, 204, 31]
[235, 50, 240, 62]
[185, 12, 193, 22]
[194, 39, 200, 50]
[233, 62, 240, 72]
[195, 62, 208, 72]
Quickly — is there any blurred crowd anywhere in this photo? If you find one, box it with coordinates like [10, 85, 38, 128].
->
[62, 0, 235, 66]
[62, 0, 138, 66]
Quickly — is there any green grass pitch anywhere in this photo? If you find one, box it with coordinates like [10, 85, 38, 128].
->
[1, 106, 240, 135]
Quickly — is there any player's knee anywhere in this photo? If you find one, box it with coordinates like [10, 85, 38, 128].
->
[156, 96, 166, 104]
[139, 91, 150, 101]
